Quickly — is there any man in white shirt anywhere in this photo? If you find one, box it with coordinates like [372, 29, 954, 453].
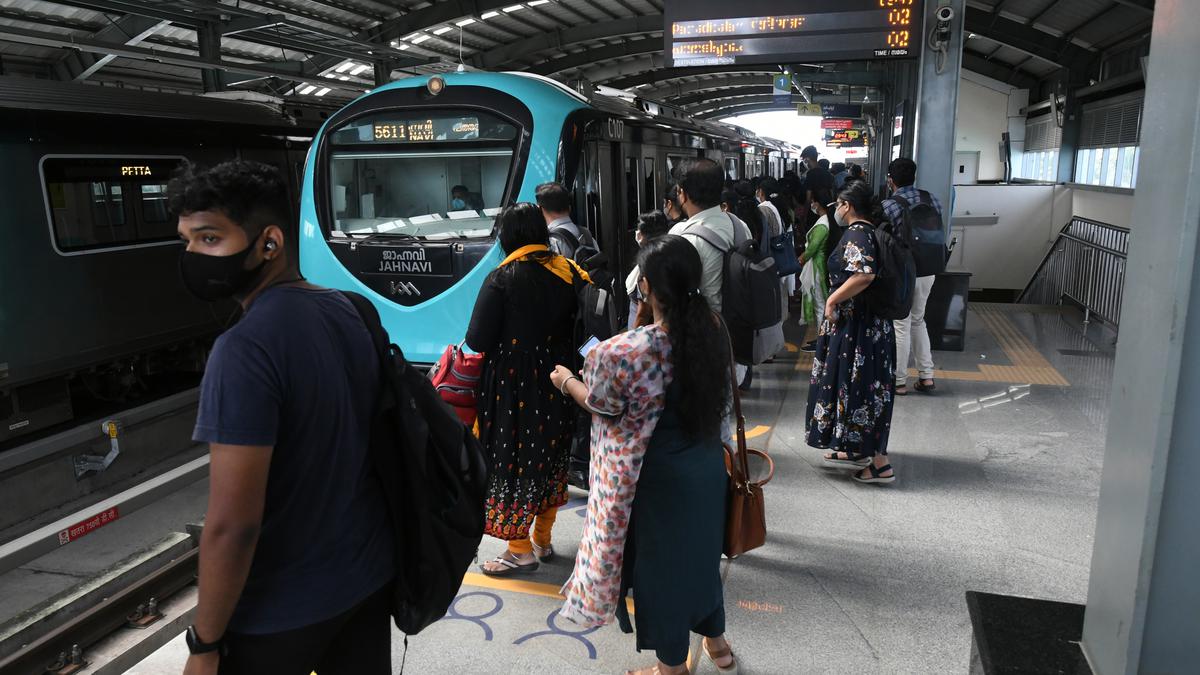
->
[669, 158, 753, 388]
[536, 182, 596, 259]
[669, 158, 751, 314]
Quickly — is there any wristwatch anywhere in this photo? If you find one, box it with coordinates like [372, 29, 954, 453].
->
[185, 625, 224, 655]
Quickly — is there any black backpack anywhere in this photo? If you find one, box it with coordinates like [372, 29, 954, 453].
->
[863, 223, 918, 321]
[685, 216, 783, 332]
[340, 291, 489, 636]
[890, 191, 947, 277]
[554, 227, 620, 345]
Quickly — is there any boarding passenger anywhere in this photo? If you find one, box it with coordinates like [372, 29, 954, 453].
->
[553, 234, 738, 675]
[537, 181, 597, 261]
[807, 181, 897, 485]
[849, 163, 866, 183]
[624, 210, 672, 330]
[172, 161, 393, 675]
[883, 158, 944, 395]
[798, 185, 834, 352]
[721, 182, 761, 244]
[466, 202, 578, 576]
[671, 158, 754, 389]
[662, 184, 686, 225]
[832, 162, 849, 189]
[800, 146, 834, 233]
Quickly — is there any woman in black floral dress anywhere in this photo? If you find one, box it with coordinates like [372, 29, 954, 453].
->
[466, 203, 579, 573]
[805, 181, 897, 484]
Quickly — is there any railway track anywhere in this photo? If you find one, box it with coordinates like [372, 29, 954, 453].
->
[0, 392, 207, 675]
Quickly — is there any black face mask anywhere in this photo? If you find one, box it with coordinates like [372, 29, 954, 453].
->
[179, 233, 268, 302]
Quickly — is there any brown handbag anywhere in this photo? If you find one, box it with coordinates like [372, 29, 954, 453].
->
[722, 330, 776, 559]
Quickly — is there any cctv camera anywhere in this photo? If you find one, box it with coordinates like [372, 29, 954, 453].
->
[936, 5, 955, 22]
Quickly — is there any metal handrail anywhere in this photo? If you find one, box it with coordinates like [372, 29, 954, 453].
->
[1018, 217, 1129, 331]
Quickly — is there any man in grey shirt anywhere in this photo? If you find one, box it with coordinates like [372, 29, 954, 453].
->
[536, 182, 597, 260]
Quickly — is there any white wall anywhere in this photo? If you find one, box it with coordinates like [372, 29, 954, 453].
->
[949, 184, 1058, 289]
[954, 76, 1012, 182]
[1071, 188, 1135, 229]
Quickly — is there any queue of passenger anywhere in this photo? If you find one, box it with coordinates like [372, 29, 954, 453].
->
[171, 150, 929, 675]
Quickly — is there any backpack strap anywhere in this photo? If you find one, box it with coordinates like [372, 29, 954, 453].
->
[683, 222, 732, 254]
[339, 291, 389, 360]
[549, 226, 581, 255]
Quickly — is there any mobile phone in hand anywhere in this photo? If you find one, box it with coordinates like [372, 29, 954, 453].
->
[579, 336, 601, 358]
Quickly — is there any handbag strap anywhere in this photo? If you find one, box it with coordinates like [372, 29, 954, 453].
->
[719, 316, 752, 488]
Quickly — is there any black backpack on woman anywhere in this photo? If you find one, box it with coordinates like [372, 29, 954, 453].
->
[864, 222, 918, 320]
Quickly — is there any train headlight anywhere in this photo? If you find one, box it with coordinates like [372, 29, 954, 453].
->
[427, 76, 446, 96]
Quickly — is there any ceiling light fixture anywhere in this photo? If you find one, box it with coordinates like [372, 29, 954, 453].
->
[399, 44, 411, 50]
[480, 11, 500, 19]
[456, 18, 476, 26]
[528, 0, 550, 5]
[299, 85, 317, 95]
[314, 88, 331, 97]
[412, 34, 431, 44]
[335, 61, 356, 73]
[350, 64, 371, 76]
[433, 26, 453, 35]
[503, 5, 525, 12]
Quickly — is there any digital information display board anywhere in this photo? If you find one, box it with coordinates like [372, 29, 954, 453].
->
[666, 0, 923, 67]
[369, 117, 480, 143]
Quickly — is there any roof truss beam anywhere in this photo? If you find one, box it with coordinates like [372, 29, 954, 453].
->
[468, 15, 662, 70]
[964, 6, 1095, 74]
[529, 36, 663, 76]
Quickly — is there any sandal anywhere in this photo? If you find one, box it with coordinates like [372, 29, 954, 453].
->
[479, 553, 539, 577]
[531, 542, 555, 563]
[852, 463, 896, 485]
[624, 668, 662, 675]
[895, 383, 908, 396]
[914, 379, 936, 393]
[822, 451, 871, 469]
[703, 638, 739, 674]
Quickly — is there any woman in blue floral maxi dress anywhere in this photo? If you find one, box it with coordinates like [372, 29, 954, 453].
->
[805, 182, 898, 484]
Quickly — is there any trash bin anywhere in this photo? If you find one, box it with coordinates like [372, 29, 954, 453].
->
[926, 269, 971, 351]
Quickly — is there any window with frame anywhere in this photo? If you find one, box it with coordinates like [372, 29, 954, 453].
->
[1019, 113, 1061, 181]
[42, 156, 183, 253]
[1073, 93, 1142, 189]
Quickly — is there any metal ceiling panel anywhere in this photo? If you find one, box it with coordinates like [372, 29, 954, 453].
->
[1033, 0, 1115, 34]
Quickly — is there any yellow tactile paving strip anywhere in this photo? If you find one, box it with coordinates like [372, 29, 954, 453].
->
[788, 305, 1070, 386]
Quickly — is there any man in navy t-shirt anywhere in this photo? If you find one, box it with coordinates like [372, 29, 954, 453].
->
[171, 161, 393, 675]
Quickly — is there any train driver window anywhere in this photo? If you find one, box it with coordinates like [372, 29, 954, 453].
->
[326, 110, 518, 239]
[41, 156, 183, 254]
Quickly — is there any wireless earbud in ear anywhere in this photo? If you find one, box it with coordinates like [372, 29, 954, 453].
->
[265, 240, 277, 251]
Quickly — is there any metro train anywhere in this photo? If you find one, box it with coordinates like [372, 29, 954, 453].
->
[299, 71, 793, 364]
[0, 77, 322, 444]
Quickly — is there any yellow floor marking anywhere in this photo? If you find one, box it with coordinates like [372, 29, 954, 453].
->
[745, 425, 770, 439]
[786, 307, 1070, 386]
[461, 572, 636, 613]
[462, 572, 565, 600]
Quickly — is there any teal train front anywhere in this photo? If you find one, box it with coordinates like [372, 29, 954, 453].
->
[298, 71, 588, 364]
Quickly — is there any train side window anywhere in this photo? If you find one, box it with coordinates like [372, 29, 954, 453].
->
[625, 157, 639, 231]
[41, 156, 184, 255]
[642, 158, 654, 224]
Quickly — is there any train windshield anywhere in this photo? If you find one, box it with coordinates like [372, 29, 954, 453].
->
[327, 110, 518, 239]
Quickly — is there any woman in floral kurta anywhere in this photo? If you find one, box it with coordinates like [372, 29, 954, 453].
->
[552, 235, 737, 675]
[806, 182, 897, 484]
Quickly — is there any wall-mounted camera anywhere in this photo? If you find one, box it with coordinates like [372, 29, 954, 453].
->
[933, 4, 954, 43]
[935, 5, 955, 23]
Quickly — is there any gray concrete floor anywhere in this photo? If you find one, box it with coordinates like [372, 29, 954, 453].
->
[127, 303, 1110, 674]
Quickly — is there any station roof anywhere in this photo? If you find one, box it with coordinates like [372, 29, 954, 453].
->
[0, 0, 1153, 119]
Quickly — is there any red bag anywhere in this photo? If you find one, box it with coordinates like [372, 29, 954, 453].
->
[428, 343, 484, 426]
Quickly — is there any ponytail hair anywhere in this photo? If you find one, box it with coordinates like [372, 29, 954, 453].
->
[758, 177, 793, 228]
[636, 235, 731, 439]
[837, 180, 887, 226]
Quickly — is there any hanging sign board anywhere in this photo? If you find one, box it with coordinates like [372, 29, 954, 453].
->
[821, 118, 856, 130]
[797, 103, 823, 116]
[820, 103, 864, 118]
[665, 0, 924, 67]
[826, 129, 865, 142]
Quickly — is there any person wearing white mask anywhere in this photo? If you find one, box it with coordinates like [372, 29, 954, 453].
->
[797, 185, 833, 351]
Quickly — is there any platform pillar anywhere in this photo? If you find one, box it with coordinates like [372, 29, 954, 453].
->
[1081, 1, 1200, 672]
[912, 0, 965, 222]
[196, 22, 224, 94]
